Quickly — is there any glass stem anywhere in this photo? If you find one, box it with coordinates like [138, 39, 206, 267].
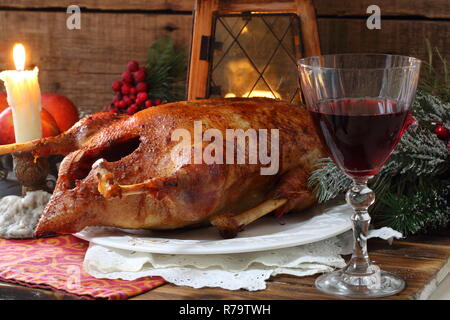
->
[344, 180, 376, 276]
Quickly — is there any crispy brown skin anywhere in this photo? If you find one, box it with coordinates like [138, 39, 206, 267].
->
[33, 98, 326, 237]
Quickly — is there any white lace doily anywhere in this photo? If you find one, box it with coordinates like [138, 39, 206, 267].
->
[83, 228, 402, 291]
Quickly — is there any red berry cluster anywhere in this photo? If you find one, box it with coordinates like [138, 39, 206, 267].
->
[434, 124, 449, 141]
[109, 60, 162, 115]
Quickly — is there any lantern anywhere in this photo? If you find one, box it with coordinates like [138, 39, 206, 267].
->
[187, 0, 321, 104]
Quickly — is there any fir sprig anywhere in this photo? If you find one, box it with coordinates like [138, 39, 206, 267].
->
[386, 128, 448, 176]
[146, 37, 187, 103]
[308, 158, 351, 203]
[376, 182, 450, 235]
[413, 92, 450, 126]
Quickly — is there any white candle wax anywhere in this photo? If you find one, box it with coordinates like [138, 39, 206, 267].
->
[0, 67, 42, 143]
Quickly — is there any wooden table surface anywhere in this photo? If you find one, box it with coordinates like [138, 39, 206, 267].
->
[131, 231, 450, 300]
[0, 229, 448, 300]
[0, 176, 449, 300]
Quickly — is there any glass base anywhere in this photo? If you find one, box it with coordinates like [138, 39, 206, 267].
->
[315, 268, 405, 298]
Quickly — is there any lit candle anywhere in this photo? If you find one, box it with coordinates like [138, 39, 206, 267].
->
[0, 43, 42, 143]
[225, 90, 281, 99]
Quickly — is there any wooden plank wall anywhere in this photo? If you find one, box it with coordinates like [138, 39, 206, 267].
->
[315, 0, 450, 69]
[0, 0, 448, 114]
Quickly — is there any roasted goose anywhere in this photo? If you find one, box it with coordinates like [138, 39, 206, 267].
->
[0, 98, 325, 238]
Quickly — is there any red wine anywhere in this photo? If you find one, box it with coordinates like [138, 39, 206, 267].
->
[310, 98, 411, 179]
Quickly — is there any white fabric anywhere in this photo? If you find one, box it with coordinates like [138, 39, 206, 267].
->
[83, 228, 401, 291]
[0, 191, 51, 239]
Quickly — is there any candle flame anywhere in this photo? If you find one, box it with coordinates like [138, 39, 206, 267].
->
[245, 90, 280, 99]
[225, 90, 281, 99]
[13, 43, 26, 71]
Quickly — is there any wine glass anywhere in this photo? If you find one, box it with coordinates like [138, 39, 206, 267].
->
[298, 54, 421, 298]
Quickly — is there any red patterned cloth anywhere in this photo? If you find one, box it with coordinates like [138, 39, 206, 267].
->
[0, 235, 165, 299]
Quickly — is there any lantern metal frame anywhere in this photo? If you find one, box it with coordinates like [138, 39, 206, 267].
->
[187, 0, 321, 100]
[208, 12, 302, 102]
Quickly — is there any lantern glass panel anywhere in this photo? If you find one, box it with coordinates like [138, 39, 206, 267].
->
[209, 13, 302, 103]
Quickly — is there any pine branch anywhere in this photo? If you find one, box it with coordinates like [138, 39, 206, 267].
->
[385, 129, 449, 176]
[146, 37, 187, 102]
[307, 158, 352, 203]
[375, 182, 450, 235]
[413, 91, 450, 127]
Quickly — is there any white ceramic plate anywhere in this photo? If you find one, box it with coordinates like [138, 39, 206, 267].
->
[75, 203, 353, 255]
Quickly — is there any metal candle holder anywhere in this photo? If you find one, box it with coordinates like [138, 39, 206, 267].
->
[0, 151, 60, 195]
[12, 152, 50, 195]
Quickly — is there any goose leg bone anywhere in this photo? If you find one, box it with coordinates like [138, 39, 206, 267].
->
[0, 112, 124, 157]
[209, 198, 288, 239]
[93, 159, 177, 200]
